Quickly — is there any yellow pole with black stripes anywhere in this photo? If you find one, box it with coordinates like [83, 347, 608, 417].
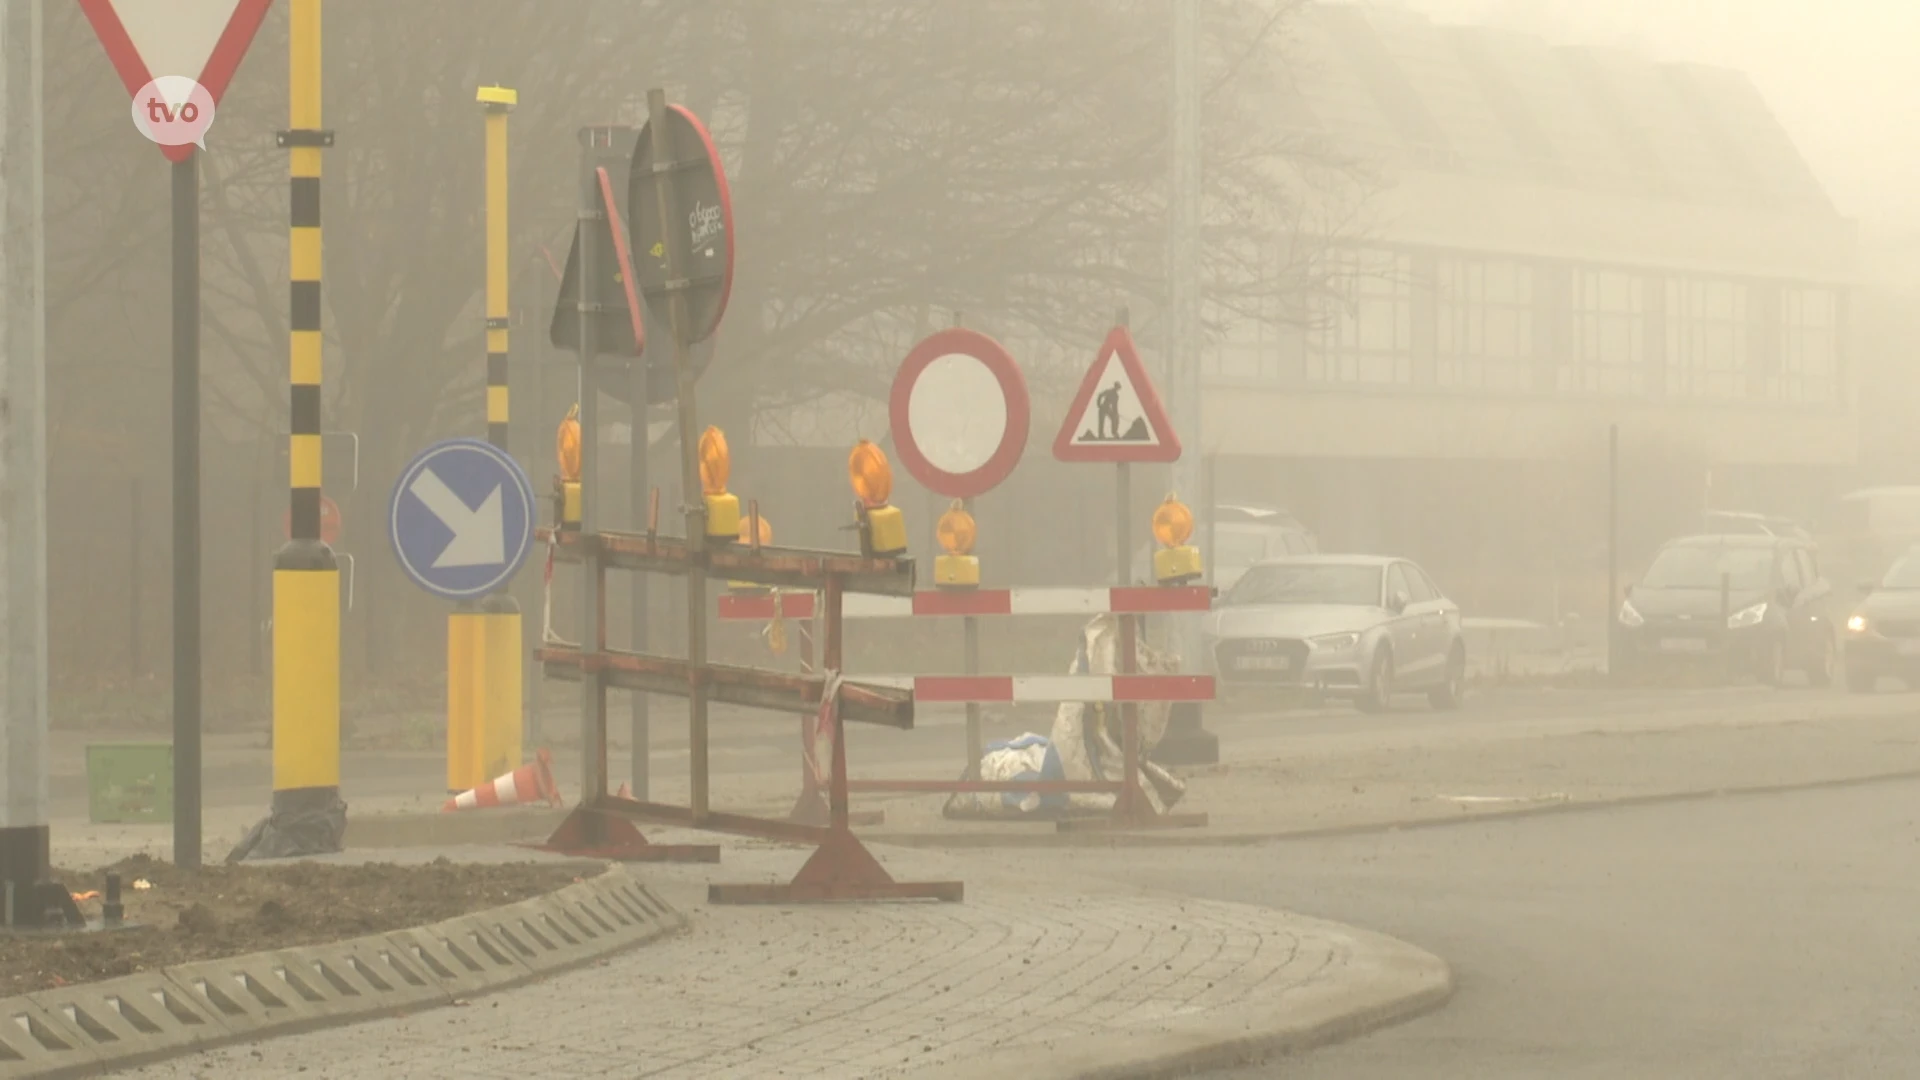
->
[235, 0, 342, 861]
[447, 84, 525, 793]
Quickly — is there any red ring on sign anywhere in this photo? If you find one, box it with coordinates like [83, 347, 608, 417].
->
[889, 328, 1030, 500]
[668, 103, 735, 343]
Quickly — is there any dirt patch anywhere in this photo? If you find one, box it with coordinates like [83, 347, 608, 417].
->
[2, 854, 586, 997]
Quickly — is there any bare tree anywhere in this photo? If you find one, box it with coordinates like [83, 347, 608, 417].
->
[41, 0, 1370, 686]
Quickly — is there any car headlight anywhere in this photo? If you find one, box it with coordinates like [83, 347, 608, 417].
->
[1846, 614, 1868, 634]
[1618, 600, 1644, 628]
[1308, 631, 1359, 651]
[1727, 602, 1768, 629]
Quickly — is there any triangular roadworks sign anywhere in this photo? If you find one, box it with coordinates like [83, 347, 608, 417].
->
[1052, 325, 1182, 464]
[78, 0, 272, 163]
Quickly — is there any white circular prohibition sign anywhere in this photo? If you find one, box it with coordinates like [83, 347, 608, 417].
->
[889, 328, 1030, 500]
[908, 354, 1007, 476]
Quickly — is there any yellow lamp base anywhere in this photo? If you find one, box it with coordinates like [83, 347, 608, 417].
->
[560, 481, 582, 530]
[865, 504, 908, 556]
[934, 554, 980, 588]
[1154, 545, 1203, 585]
[705, 492, 741, 541]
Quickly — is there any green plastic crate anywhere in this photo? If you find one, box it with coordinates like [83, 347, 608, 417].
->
[86, 742, 172, 824]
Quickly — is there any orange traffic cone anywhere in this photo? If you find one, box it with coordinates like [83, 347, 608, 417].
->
[442, 748, 561, 812]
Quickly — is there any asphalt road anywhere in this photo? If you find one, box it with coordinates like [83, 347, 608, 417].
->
[1019, 777, 1920, 1079]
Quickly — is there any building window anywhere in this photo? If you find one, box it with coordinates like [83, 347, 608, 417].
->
[1436, 258, 1534, 392]
[1771, 287, 1838, 404]
[1561, 269, 1646, 396]
[1205, 299, 1289, 383]
[1664, 279, 1749, 401]
[1308, 249, 1414, 386]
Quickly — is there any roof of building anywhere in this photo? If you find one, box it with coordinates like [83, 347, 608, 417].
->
[1285, 4, 1834, 215]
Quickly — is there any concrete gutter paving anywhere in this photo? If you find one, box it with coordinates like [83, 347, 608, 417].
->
[902, 916, 1453, 1080]
[0, 866, 684, 1080]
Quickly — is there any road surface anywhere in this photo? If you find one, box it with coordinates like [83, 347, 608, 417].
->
[1018, 777, 1920, 1079]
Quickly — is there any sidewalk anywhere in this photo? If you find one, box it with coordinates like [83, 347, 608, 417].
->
[48, 689, 1920, 869]
[108, 841, 1450, 1080]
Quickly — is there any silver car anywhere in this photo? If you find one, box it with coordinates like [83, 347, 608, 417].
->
[1199, 555, 1467, 712]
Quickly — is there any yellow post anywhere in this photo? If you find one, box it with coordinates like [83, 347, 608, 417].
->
[447, 83, 525, 793]
[237, 0, 343, 860]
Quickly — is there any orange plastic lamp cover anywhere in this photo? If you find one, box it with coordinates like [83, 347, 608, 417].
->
[936, 501, 976, 555]
[1152, 495, 1195, 547]
[698, 426, 731, 495]
[556, 404, 582, 482]
[849, 439, 893, 507]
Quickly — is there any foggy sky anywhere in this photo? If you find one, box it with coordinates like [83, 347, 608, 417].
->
[1397, 0, 1920, 233]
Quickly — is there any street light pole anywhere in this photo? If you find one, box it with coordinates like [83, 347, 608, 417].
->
[0, 0, 69, 927]
[1156, 0, 1219, 767]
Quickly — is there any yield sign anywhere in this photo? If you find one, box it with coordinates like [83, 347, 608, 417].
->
[78, 0, 273, 163]
[1052, 325, 1183, 464]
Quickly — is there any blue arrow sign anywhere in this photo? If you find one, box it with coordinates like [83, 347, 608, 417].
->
[387, 438, 536, 601]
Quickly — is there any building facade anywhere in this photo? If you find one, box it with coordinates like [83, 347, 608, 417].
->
[1204, 3, 1858, 619]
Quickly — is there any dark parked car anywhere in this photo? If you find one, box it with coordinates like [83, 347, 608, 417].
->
[1841, 547, 1920, 692]
[1615, 533, 1838, 686]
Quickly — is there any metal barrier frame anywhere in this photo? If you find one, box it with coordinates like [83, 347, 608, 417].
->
[719, 586, 1214, 832]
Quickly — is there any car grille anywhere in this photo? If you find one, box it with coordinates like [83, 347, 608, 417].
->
[1874, 619, 1920, 639]
[1215, 638, 1310, 682]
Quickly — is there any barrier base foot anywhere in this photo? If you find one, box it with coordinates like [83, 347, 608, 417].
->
[1151, 705, 1221, 767]
[520, 805, 721, 863]
[788, 789, 886, 828]
[1057, 810, 1210, 834]
[708, 827, 961, 905]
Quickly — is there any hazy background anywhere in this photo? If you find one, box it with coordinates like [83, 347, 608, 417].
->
[1406, 0, 1919, 232]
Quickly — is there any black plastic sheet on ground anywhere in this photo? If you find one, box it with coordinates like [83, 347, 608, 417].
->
[226, 791, 348, 863]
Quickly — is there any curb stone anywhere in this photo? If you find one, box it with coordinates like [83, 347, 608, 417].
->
[0, 869, 685, 1080]
[898, 921, 1454, 1080]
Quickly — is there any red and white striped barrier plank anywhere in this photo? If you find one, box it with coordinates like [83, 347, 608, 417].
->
[718, 586, 1211, 621]
[844, 674, 1214, 703]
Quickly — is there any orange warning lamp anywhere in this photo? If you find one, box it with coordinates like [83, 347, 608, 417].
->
[698, 426, 742, 542]
[728, 515, 774, 594]
[1151, 493, 1202, 585]
[556, 404, 583, 531]
[934, 500, 980, 589]
[848, 439, 907, 556]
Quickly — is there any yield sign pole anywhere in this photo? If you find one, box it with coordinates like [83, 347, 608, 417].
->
[77, 0, 272, 870]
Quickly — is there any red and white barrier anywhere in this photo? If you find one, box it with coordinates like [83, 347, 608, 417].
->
[718, 585, 1210, 621]
[850, 673, 1213, 703]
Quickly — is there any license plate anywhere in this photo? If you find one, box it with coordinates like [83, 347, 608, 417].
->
[1235, 656, 1292, 672]
[1660, 638, 1708, 653]
[1897, 640, 1920, 657]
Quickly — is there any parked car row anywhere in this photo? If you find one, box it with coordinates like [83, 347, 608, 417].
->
[1196, 498, 1920, 708]
[1612, 527, 1920, 693]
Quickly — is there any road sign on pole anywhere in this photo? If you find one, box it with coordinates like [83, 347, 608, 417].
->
[890, 328, 1030, 500]
[628, 104, 734, 346]
[388, 439, 537, 602]
[80, 0, 272, 874]
[1052, 324, 1182, 464]
[283, 494, 342, 546]
[77, 0, 271, 164]
[549, 128, 645, 360]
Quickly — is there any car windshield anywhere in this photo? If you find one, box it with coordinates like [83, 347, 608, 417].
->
[1226, 563, 1382, 607]
[1879, 554, 1920, 589]
[1640, 544, 1775, 591]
